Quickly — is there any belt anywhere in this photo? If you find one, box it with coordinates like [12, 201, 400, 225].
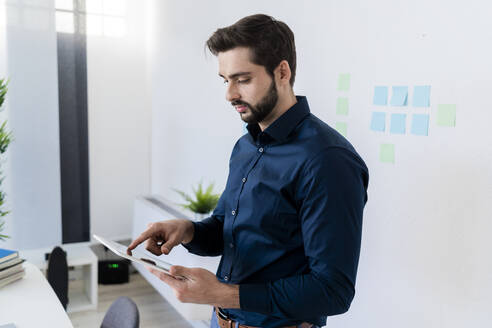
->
[215, 308, 313, 328]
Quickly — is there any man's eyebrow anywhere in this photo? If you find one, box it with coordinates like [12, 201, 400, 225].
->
[219, 72, 252, 80]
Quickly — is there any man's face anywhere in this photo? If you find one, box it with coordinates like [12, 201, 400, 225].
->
[218, 47, 278, 124]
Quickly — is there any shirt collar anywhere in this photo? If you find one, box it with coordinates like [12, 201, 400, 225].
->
[246, 96, 310, 143]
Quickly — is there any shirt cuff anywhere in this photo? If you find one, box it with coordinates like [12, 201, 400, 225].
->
[239, 283, 270, 313]
[182, 221, 201, 253]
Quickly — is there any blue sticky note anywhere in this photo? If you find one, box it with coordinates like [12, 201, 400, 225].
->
[411, 114, 429, 136]
[412, 85, 431, 107]
[373, 86, 388, 105]
[390, 86, 408, 106]
[370, 112, 386, 132]
[390, 113, 406, 134]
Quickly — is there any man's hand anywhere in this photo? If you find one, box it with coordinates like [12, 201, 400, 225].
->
[148, 265, 240, 309]
[127, 219, 194, 256]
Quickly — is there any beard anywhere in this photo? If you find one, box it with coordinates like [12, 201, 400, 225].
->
[231, 80, 278, 124]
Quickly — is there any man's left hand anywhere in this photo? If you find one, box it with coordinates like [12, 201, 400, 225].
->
[147, 265, 240, 309]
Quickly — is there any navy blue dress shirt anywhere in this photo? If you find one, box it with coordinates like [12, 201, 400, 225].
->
[184, 96, 369, 327]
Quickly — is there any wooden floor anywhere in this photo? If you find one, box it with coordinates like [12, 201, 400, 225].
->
[68, 272, 194, 328]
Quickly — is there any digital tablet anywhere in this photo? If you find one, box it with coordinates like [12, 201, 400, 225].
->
[93, 234, 173, 274]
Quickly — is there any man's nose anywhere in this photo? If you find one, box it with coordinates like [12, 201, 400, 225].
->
[225, 84, 240, 102]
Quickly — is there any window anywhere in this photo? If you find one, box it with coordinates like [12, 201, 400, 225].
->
[55, 0, 127, 37]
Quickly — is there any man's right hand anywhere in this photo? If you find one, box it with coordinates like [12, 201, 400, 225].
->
[126, 219, 195, 256]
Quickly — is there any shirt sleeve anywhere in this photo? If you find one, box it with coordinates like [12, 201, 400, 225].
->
[182, 191, 226, 257]
[239, 147, 369, 319]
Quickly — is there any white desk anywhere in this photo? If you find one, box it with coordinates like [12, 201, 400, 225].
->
[0, 262, 74, 327]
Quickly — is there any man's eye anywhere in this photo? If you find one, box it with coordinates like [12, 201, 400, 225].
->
[223, 80, 229, 86]
[238, 79, 250, 84]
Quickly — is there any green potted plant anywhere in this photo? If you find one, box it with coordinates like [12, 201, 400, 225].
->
[173, 181, 221, 221]
[0, 78, 12, 241]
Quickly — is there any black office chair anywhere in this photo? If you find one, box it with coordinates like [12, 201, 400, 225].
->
[101, 296, 140, 328]
[46, 246, 69, 310]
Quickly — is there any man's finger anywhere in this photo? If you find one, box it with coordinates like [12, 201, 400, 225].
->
[169, 265, 189, 278]
[146, 238, 164, 256]
[148, 267, 182, 288]
[160, 238, 178, 255]
[127, 226, 155, 254]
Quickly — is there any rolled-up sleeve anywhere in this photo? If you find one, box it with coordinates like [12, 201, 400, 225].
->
[239, 147, 369, 320]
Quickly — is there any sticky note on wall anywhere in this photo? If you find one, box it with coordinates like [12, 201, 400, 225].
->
[390, 113, 406, 134]
[370, 112, 386, 132]
[411, 114, 430, 136]
[412, 85, 431, 107]
[335, 122, 348, 137]
[337, 73, 351, 91]
[373, 86, 388, 105]
[437, 104, 456, 127]
[380, 143, 395, 163]
[390, 86, 408, 106]
[336, 97, 349, 115]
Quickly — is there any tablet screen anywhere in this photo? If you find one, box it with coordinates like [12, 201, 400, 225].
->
[93, 234, 172, 274]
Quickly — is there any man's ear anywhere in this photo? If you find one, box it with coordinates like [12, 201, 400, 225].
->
[275, 60, 291, 86]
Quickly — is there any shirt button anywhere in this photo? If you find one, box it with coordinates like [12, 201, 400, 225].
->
[224, 275, 229, 281]
[229, 243, 234, 248]
[242, 177, 246, 183]
[258, 147, 264, 153]
[231, 210, 236, 215]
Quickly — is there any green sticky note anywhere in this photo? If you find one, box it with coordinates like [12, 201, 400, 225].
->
[437, 104, 456, 127]
[380, 143, 395, 163]
[337, 73, 351, 91]
[335, 122, 348, 137]
[336, 97, 349, 115]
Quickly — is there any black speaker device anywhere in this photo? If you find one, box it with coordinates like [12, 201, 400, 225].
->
[98, 259, 129, 284]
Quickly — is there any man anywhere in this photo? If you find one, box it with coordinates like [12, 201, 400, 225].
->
[128, 14, 369, 328]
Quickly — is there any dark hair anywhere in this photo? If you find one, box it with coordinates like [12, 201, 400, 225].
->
[206, 14, 297, 87]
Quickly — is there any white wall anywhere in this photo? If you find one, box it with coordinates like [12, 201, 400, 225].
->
[320, 2, 492, 327]
[1, 0, 62, 250]
[87, 0, 151, 240]
[149, 0, 256, 201]
[148, 1, 492, 327]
